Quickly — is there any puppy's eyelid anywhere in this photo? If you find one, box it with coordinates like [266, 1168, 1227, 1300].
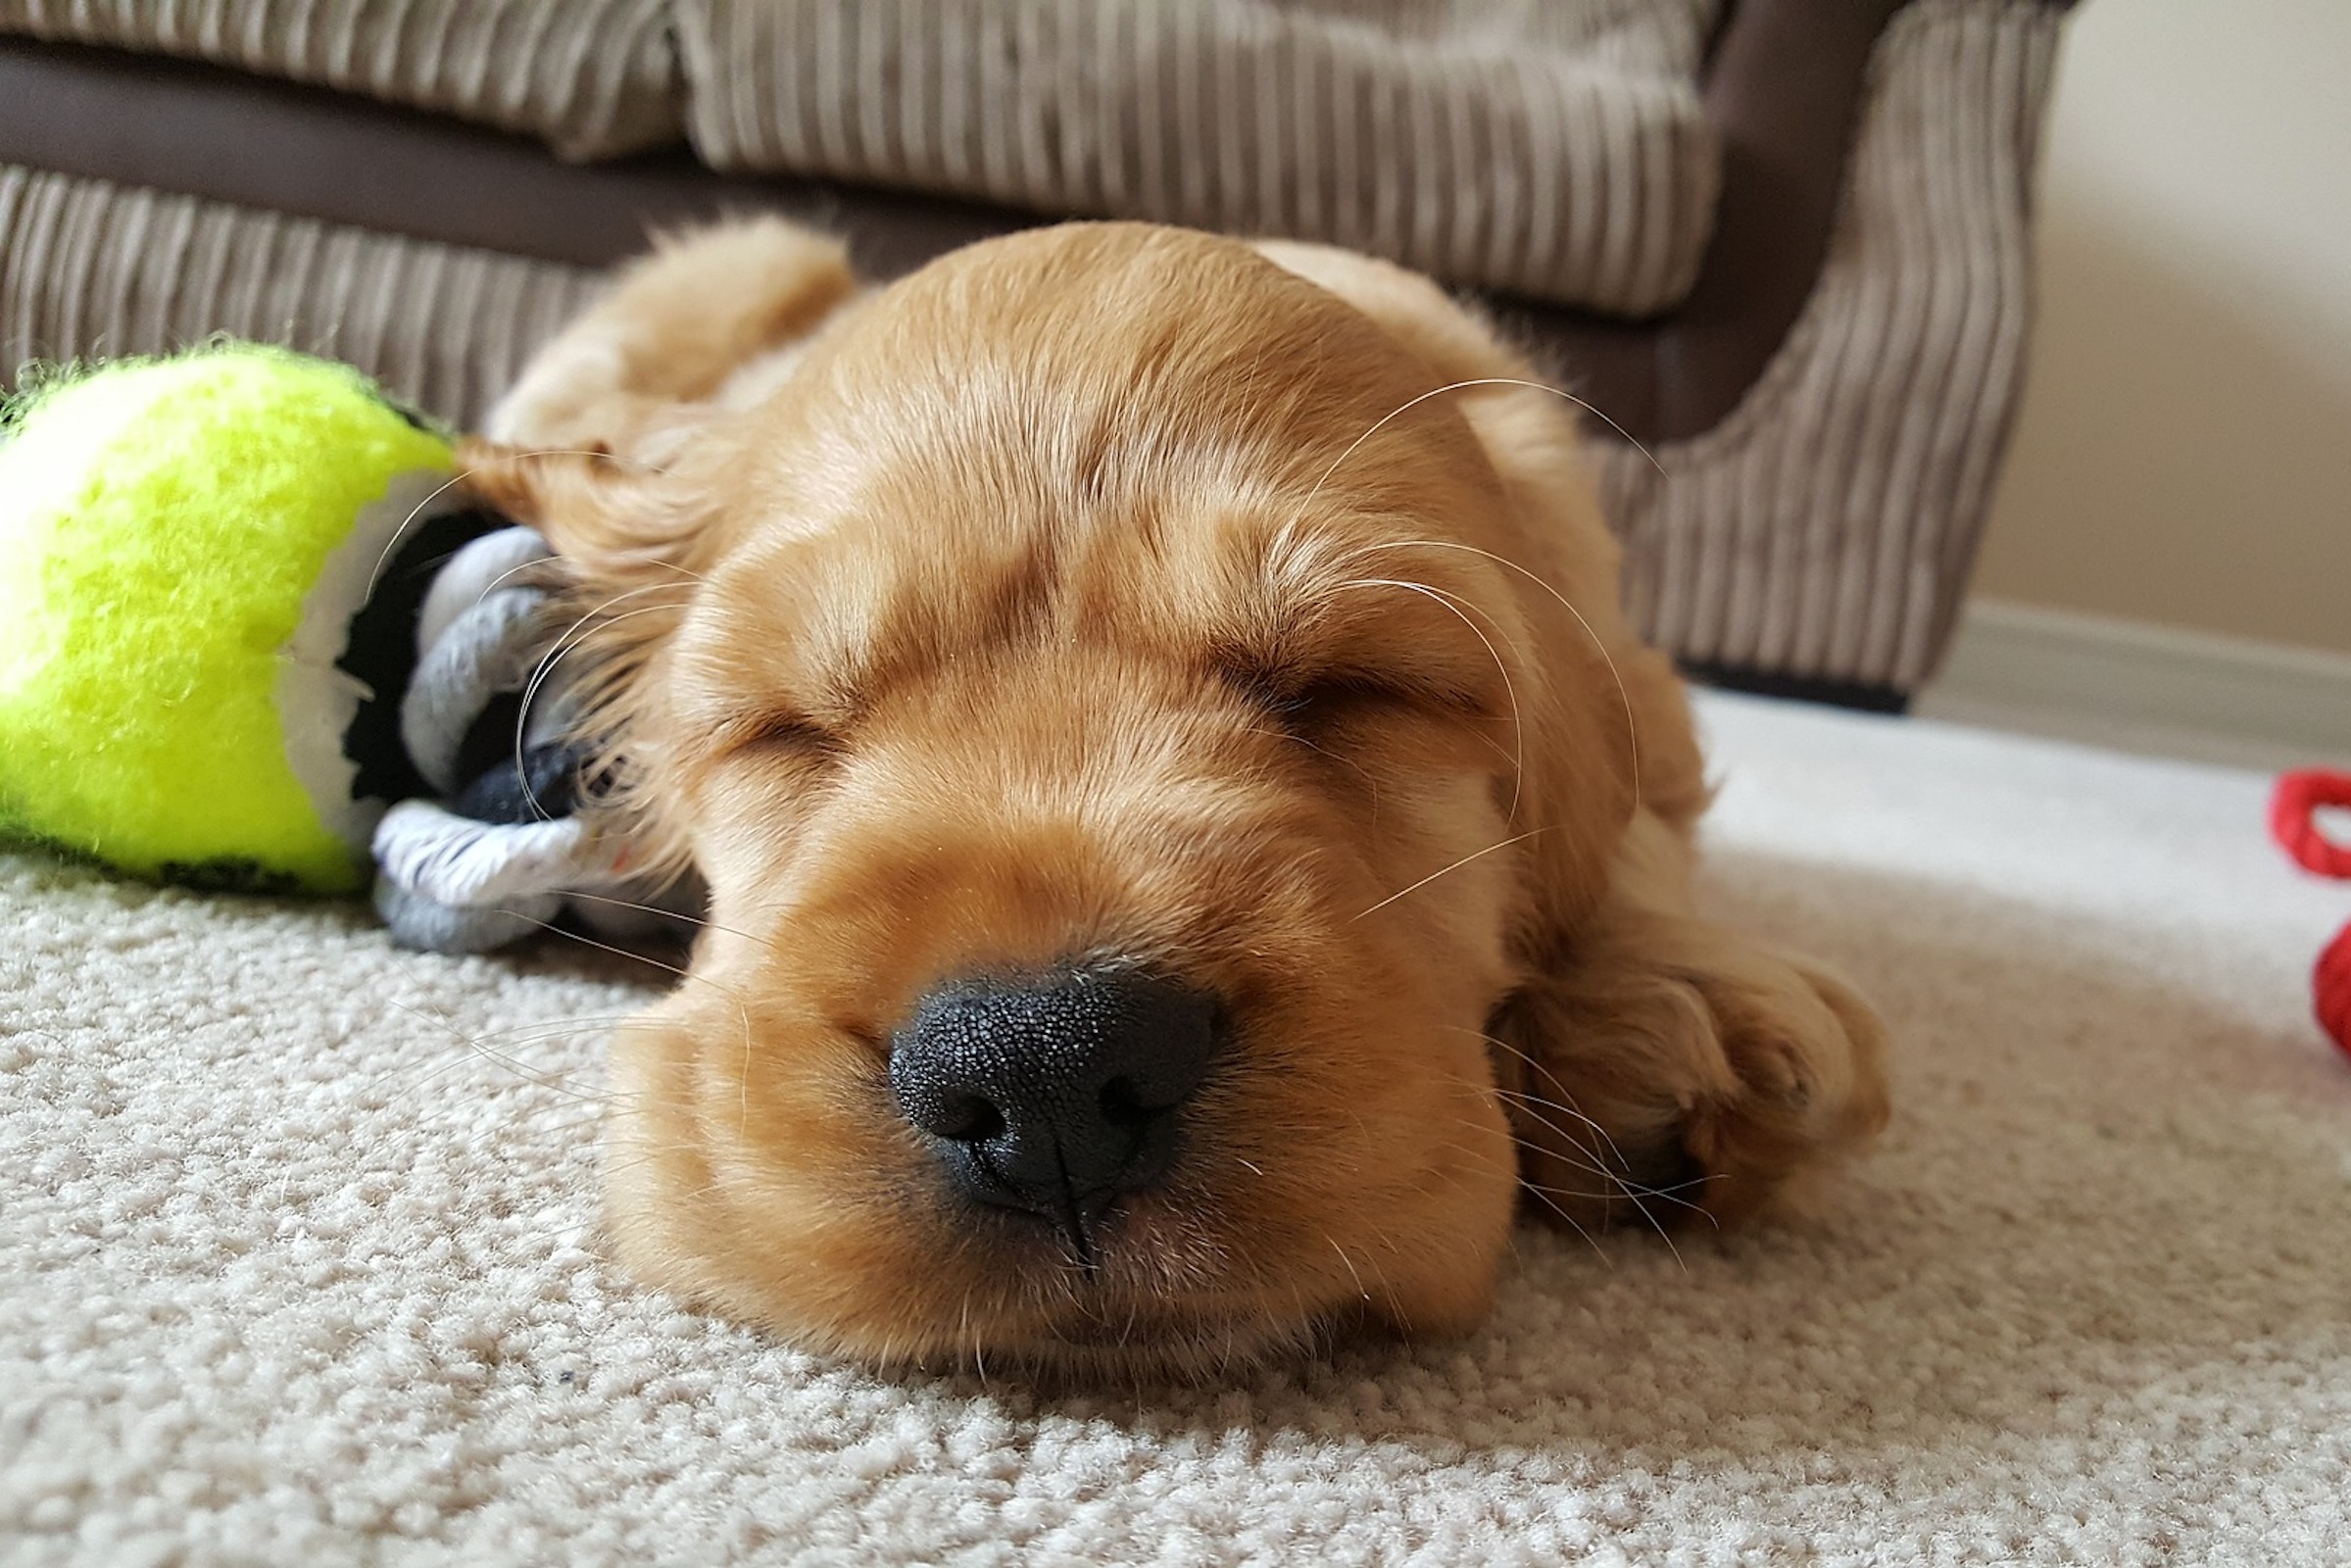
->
[1212, 652, 1469, 728]
[718, 711, 846, 760]
[1236, 666, 1419, 726]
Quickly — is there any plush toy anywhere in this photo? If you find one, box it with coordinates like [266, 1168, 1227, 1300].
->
[0, 344, 682, 952]
[2271, 768, 2351, 1059]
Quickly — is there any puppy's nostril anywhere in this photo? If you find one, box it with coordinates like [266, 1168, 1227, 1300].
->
[1096, 1077, 1159, 1129]
[930, 1094, 1005, 1144]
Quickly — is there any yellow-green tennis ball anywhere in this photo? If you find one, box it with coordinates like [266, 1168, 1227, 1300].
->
[0, 345, 454, 895]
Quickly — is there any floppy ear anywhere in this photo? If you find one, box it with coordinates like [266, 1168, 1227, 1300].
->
[1452, 382, 1700, 939]
[457, 437, 720, 593]
[454, 437, 721, 880]
[456, 215, 860, 724]
[1457, 385, 1889, 1230]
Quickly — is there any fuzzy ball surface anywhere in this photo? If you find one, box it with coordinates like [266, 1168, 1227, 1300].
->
[0, 346, 452, 894]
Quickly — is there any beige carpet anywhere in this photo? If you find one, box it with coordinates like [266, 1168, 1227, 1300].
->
[6, 691, 2350, 1565]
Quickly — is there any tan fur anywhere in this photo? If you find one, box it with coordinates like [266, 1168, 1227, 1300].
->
[462, 220, 1889, 1377]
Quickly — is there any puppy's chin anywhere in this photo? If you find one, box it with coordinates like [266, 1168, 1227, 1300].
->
[596, 970, 1520, 1379]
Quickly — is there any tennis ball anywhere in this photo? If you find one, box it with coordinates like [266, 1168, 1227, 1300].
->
[0, 345, 456, 895]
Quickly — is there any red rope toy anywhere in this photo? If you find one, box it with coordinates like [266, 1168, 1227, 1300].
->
[2271, 768, 2351, 1058]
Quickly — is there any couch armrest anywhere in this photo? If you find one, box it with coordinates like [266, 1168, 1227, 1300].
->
[1665, 0, 2079, 441]
[1660, 0, 1910, 441]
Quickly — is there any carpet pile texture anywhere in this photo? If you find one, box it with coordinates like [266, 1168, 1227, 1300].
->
[6, 692, 2350, 1565]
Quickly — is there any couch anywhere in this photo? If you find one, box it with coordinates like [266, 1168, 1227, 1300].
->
[0, 0, 2071, 707]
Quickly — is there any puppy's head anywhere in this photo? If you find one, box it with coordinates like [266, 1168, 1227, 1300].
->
[467, 225, 1640, 1375]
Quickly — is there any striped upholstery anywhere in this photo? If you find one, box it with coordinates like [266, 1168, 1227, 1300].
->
[674, 0, 1722, 317]
[0, 165, 601, 428]
[0, 0, 1719, 313]
[1600, 0, 2062, 689]
[0, 0, 680, 158]
[0, 0, 2065, 692]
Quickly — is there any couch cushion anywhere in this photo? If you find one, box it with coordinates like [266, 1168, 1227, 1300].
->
[675, 0, 1723, 317]
[0, 0, 680, 159]
[0, 162, 605, 429]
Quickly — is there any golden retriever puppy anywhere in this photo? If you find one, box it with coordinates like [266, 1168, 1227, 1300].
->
[463, 217, 1888, 1377]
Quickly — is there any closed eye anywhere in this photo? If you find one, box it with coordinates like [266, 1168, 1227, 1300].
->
[1264, 672, 1422, 728]
[1220, 657, 1459, 734]
[715, 710, 847, 763]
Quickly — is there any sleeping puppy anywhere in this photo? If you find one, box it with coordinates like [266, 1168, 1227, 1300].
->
[463, 218, 1888, 1377]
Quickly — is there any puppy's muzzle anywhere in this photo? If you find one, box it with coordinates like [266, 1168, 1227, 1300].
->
[889, 968, 1218, 1257]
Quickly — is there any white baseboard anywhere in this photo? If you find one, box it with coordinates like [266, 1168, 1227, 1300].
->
[1916, 599, 2351, 770]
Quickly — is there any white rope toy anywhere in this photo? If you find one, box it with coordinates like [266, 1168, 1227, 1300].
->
[368, 525, 696, 953]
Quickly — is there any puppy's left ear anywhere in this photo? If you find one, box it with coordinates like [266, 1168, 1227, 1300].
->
[1454, 386, 1888, 1230]
[1455, 382, 1679, 943]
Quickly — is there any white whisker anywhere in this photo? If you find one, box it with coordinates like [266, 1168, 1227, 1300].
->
[1361, 537, 1642, 819]
[364, 448, 677, 603]
[511, 587, 697, 822]
[1351, 827, 1550, 921]
[1299, 376, 1665, 528]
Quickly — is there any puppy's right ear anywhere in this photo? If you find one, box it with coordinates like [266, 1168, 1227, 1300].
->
[457, 436, 719, 595]
[451, 438, 718, 881]
[455, 434, 717, 722]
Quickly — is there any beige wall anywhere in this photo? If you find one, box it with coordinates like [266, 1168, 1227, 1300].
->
[1972, 0, 2351, 657]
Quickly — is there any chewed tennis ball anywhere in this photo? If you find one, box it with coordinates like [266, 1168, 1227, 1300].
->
[0, 345, 455, 895]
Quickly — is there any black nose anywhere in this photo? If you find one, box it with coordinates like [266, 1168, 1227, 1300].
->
[889, 968, 1218, 1251]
